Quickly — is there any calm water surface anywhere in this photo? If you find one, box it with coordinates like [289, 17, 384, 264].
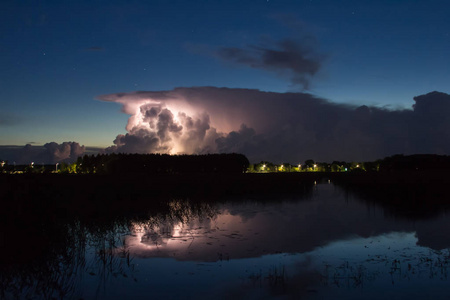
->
[4, 182, 450, 299]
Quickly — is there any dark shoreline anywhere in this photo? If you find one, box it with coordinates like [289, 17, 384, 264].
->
[2, 170, 448, 186]
[1, 169, 448, 218]
[2, 170, 449, 205]
[0, 172, 320, 206]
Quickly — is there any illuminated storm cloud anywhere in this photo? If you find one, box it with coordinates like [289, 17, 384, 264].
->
[97, 87, 334, 159]
[97, 88, 450, 163]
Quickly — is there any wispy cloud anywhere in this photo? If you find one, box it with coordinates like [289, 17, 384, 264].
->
[217, 37, 324, 89]
[85, 46, 104, 51]
[0, 112, 19, 126]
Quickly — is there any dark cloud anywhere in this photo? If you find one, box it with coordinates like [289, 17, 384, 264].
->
[43, 142, 85, 163]
[105, 130, 160, 154]
[216, 124, 258, 154]
[410, 91, 450, 154]
[0, 142, 86, 164]
[98, 88, 450, 163]
[85, 46, 104, 51]
[217, 37, 324, 89]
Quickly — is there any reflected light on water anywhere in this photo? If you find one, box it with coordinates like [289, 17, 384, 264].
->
[121, 210, 247, 261]
[4, 182, 450, 299]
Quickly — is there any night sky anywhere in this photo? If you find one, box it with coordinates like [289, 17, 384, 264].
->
[2, 0, 450, 163]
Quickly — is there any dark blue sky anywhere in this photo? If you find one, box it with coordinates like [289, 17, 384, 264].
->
[1, 0, 450, 159]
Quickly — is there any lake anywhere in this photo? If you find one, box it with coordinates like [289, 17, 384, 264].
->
[2, 177, 450, 299]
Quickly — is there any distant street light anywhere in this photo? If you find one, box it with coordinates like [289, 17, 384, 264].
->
[56, 163, 59, 172]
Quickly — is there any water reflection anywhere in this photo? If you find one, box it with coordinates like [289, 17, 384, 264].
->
[2, 181, 450, 299]
[121, 200, 220, 260]
[119, 184, 450, 262]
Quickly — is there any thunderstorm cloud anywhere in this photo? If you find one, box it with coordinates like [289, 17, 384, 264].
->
[97, 87, 450, 163]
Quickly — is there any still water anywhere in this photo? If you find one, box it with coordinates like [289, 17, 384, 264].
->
[3, 182, 450, 299]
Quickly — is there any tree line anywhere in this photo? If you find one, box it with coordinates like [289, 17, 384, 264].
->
[73, 153, 249, 174]
[2, 153, 450, 174]
[248, 154, 450, 173]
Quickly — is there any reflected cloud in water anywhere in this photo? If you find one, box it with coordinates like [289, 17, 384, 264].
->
[120, 183, 450, 262]
[3, 181, 450, 299]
